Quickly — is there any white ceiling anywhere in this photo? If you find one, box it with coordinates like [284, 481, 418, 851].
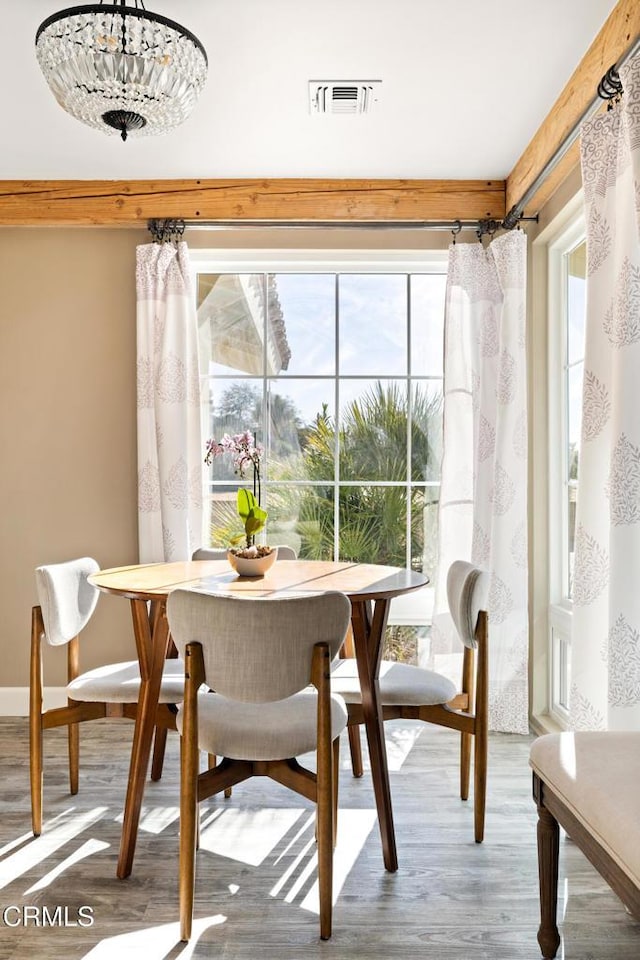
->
[3, 0, 620, 181]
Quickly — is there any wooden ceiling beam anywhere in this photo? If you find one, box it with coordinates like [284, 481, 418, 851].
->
[506, 0, 640, 217]
[0, 178, 504, 226]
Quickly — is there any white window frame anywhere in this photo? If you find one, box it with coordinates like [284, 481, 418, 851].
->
[190, 248, 448, 627]
[547, 213, 586, 726]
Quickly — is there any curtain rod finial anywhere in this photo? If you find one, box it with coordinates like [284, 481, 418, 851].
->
[147, 218, 186, 243]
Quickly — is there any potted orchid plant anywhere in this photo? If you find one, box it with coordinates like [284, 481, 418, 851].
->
[204, 430, 277, 575]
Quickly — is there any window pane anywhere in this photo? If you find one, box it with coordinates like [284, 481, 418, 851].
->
[270, 274, 335, 375]
[411, 274, 446, 376]
[412, 484, 440, 579]
[339, 380, 407, 481]
[268, 379, 334, 481]
[338, 486, 407, 565]
[266, 484, 334, 560]
[206, 488, 244, 547]
[567, 242, 586, 365]
[198, 274, 268, 376]
[412, 383, 443, 482]
[560, 637, 572, 711]
[567, 482, 578, 598]
[339, 275, 407, 376]
[567, 362, 583, 482]
[205, 378, 262, 482]
[384, 625, 420, 664]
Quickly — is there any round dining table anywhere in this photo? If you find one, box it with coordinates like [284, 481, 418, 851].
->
[89, 558, 428, 879]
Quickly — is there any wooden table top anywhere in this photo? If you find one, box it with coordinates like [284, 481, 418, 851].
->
[89, 559, 428, 603]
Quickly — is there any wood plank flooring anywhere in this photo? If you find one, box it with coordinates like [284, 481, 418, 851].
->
[0, 718, 638, 959]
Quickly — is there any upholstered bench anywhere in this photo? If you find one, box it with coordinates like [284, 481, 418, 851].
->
[530, 732, 640, 958]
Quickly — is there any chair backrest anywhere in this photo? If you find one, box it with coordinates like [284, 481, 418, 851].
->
[191, 547, 227, 561]
[446, 560, 489, 650]
[192, 545, 298, 561]
[35, 557, 100, 647]
[273, 545, 297, 560]
[167, 590, 351, 702]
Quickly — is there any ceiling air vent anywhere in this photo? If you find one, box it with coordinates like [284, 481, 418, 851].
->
[309, 80, 381, 115]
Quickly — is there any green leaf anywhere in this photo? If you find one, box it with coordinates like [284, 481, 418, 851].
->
[237, 488, 268, 537]
[244, 507, 267, 537]
[237, 488, 257, 521]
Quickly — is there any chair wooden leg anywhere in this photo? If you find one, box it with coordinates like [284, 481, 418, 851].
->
[68, 721, 79, 795]
[30, 717, 43, 837]
[332, 737, 340, 849]
[29, 608, 44, 837]
[67, 639, 80, 795]
[460, 731, 471, 801]
[460, 645, 474, 801]
[312, 643, 334, 940]
[179, 735, 198, 941]
[180, 643, 206, 943]
[317, 734, 334, 940]
[151, 727, 168, 781]
[536, 797, 561, 959]
[473, 726, 487, 843]
[208, 754, 232, 798]
[347, 724, 364, 778]
[473, 611, 488, 843]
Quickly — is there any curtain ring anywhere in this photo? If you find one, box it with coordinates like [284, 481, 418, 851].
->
[451, 220, 462, 245]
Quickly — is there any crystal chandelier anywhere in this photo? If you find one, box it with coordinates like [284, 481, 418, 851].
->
[35, 2, 208, 141]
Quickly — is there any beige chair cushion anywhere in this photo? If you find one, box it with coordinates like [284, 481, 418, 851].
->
[331, 658, 457, 706]
[177, 688, 347, 761]
[67, 658, 185, 704]
[530, 731, 640, 886]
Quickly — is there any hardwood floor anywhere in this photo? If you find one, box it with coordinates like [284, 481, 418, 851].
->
[0, 718, 638, 959]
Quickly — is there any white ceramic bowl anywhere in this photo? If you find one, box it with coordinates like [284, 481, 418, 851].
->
[226, 547, 278, 577]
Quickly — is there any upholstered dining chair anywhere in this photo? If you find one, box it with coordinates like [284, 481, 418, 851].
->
[530, 731, 640, 959]
[181, 544, 298, 793]
[331, 559, 489, 842]
[30, 556, 184, 836]
[167, 589, 351, 941]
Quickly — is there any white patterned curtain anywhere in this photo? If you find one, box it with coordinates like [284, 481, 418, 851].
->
[136, 241, 202, 562]
[570, 51, 640, 731]
[432, 230, 529, 734]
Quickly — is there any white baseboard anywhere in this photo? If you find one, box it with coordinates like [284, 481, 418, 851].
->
[1, 687, 67, 716]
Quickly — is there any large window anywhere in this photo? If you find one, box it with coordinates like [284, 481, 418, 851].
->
[193, 252, 447, 659]
[548, 223, 586, 722]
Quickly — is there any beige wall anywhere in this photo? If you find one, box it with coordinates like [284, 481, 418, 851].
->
[0, 227, 145, 688]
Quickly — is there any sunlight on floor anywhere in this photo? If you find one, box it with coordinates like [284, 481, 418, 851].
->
[0, 807, 108, 890]
[298, 808, 377, 913]
[345, 722, 424, 772]
[80, 914, 227, 959]
[116, 804, 180, 835]
[23, 838, 109, 894]
[198, 807, 307, 866]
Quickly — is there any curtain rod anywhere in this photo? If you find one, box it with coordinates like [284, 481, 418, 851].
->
[502, 33, 640, 228]
[147, 216, 538, 242]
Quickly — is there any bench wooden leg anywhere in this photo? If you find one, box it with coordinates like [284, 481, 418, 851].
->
[536, 801, 561, 959]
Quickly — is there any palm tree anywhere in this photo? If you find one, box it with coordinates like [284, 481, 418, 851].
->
[290, 382, 442, 568]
